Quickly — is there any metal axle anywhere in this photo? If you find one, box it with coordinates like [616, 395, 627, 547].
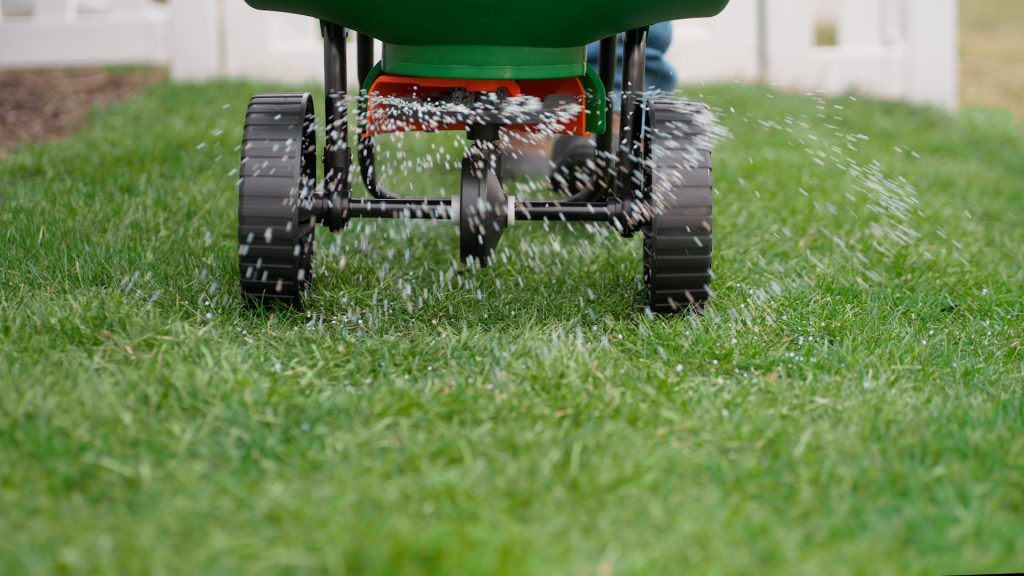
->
[315, 197, 624, 225]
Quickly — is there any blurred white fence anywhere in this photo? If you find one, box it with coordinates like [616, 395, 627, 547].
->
[667, 0, 958, 108]
[167, 0, 325, 82]
[0, 0, 168, 67]
[0, 0, 958, 109]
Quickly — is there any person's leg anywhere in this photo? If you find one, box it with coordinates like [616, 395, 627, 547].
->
[644, 22, 678, 94]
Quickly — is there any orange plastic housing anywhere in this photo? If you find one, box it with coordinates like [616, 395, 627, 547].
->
[364, 75, 588, 137]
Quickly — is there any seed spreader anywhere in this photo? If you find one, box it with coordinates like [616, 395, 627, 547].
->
[239, 0, 728, 313]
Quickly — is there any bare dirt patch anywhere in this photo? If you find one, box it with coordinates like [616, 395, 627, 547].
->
[0, 68, 165, 157]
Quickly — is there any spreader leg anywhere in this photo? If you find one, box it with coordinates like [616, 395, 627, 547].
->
[357, 34, 375, 86]
[596, 35, 618, 160]
[613, 26, 649, 236]
[321, 21, 350, 231]
[354, 33, 403, 202]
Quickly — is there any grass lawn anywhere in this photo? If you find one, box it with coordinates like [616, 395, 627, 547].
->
[961, 0, 1024, 121]
[1, 80, 1022, 575]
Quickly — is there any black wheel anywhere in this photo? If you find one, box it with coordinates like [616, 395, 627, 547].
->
[460, 142, 507, 267]
[238, 93, 318, 307]
[643, 99, 714, 314]
[549, 135, 597, 198]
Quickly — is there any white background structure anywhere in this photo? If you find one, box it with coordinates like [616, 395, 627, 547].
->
[0, 0, 958, 109]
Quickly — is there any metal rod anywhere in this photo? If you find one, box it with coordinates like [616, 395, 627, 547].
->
[596, 35, 618, 157]
[349, 198, 452, 219]
[516, 201, 611, 222]
[322, 22, 349, 200]
[353, 33, 401, 201]
[343, 198, 613, 223]
[616, 27, 648, 204]
[357, 33, 375, 86]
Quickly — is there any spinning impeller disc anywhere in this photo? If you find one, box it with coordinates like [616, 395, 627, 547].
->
[459, 143, 507, 267]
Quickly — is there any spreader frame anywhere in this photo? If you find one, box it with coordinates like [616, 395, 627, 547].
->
[240, 21, 713, 312]
[314, 24, 651, 233]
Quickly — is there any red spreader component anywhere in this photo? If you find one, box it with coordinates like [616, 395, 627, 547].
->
[364, 75, 588, 137]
